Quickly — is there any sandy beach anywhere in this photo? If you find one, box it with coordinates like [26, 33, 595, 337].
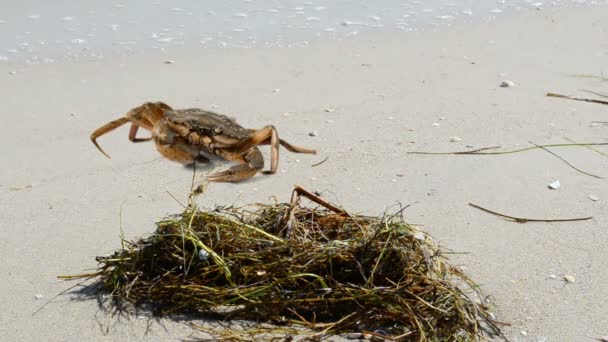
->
[1, 4, 607, 341]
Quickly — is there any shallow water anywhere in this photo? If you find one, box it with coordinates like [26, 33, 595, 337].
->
[1, 0, 606, 63]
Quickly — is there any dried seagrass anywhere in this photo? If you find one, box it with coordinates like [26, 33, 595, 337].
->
[63, 187, 503, 341]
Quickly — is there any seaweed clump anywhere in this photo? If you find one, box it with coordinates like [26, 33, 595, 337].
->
[66, 187, 502, 341]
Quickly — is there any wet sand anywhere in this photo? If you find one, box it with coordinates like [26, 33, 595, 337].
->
[1, 4, 607, 341]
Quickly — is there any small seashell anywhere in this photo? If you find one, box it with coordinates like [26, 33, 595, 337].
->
[413, 232, 425, 241]
[548, 180, 560, 190]
[500, 80, 516, 87]
[450, 136, 462, 142]
[308, 131, 319, 137]
[163, 60, 175, 64]
[588, 194, 599, 201]
[198, 249, 209, 261]
[324, 108, 335, 112]
[520, 331, 528, 336]
[563, 274, 575, 283]
[432, 122, 440, 127]
[35, 294, 43, 299]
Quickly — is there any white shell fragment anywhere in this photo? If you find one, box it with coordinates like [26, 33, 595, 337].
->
[198, 249, 209, 261]
[588, 194, 599, 201]
[413, 232, 426, 241]
[548, 180, 560, 190]
[563, 274, 576, 283]
[308, 131, 319, 137]
[450, 136, 462, 142]
[500, 80, 516, 87]
[34, 294, 43, 299]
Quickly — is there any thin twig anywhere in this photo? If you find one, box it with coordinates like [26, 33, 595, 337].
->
[166, 191, 187, 208]
[581, 89, 608, 98]
[567, 73, 608, 82]
[528, 141, 603, 179]
[292, 184, 346, 214]
[546, 92, 608, 105]
[311, 156, 329, 167]
[469, 203, 592, 223]
[408, 143, 608, 155]
[564, 137, 608, 158]
[33, 278, 96, 316]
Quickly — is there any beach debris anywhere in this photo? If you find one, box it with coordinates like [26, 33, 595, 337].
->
[308, 130, 319, 137]
[324, 108, 335, 112]
[311, 156, 328, 167]
[563, 274, 576, 283]
[548, 180, 560, 190]
[8, 71, 16, 75]
[197, 249, 209, 261]
[60, 186, 503, 341]
[163, 60, 175, 64]
[468, 202, 592, 223]
[432, 122, 440, 127]
[521, 331, 528, 336]
[450, 136, 462, 143]
[9, 184, 32, 191]
[588, 194, 599, 202]
[500, 80, 516, 87]
[549, 274, 557, 279]
[409, 142, 608, 156]
[272, 88, 280, 93]
[547, 92, 608, 106]
[34, 294, 43, 300]
[90, 102, 316, 182]
[530, 140, 603, 179]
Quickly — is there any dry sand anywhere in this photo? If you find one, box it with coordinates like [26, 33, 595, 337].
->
[1, 4, 607, 341]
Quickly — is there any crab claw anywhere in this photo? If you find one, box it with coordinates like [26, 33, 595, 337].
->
[206, 164, 259, 182]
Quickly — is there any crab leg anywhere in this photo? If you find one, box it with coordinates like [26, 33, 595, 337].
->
[236, 125, 280, 174]
[247, 128, 316, 154]
[128, 124, 153, 142]
[90, 117, 130, 158]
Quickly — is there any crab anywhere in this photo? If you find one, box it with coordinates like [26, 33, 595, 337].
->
[90, 102, 316, 182]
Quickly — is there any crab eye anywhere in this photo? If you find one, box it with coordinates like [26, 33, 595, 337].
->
[214, 127, 223, 134]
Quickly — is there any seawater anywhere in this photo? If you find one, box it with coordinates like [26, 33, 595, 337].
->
[0, 0, 605, 63]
